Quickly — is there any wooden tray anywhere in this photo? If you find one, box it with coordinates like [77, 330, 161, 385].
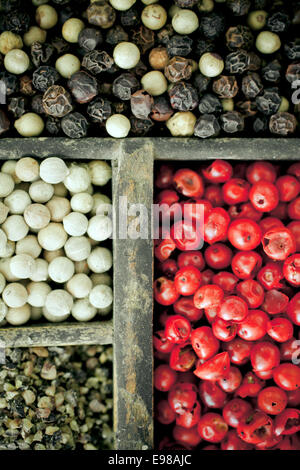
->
[0, 137, 299, 450]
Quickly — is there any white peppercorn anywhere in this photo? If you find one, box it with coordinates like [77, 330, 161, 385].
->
[172, 9, 199, 35]
[66, 273, 93, 299]
[10, 254, 35, 279]
[141, 4, 167, 30]
[14, 113, 45, 137]
[4, 190, 31, 214]
[46, 196, 71, 222]
[199, 52, 224, 77]
[71, 298, 97, 322]
[106, 114, 131, 138]
[64, 236, 91, 262]
[0, 173, 14, 197]
[256, 31, 281, 54]
[89, 284, 113, 309]
[45, 289, 73, 317]
[15, 158, 40, 182]
[63, 212, 88, 236]
[87, 247, 112, 273]
[70, 192, 94, 214]
[36, 5, 58, 30]
[6, 304, 31, 325]
[0, 31, 23, 55]
[16, 235, 42, 259]
[3, 282, 28, 308]
[24, 203, 51, 230]
[166, 111, 196, 136]
[3, 215, 29, 241]
[62, 18, 85, 43]
[141, 71, 168, 96]
[38, 223, 67, 251]
[48, 256, 75, 283]
[55, 54, 81, 79]
[113, 42, 140, 69]
[23, 26, 47, 47]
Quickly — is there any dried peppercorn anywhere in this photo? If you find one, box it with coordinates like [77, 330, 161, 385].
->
[199, 12, 226, 40]
[166, 35, 193, 58]
[164, 56, 192, 83]
[247, 52, 261, 72]
[78, 28, 103, 52]
[220, 111, 245, 133]
[120, 7, 139, 28]
[174, 0, 198, 7]
[169, 82, 198, 112]
[256, 88, 281, 116]
[213, 75, 239, 99]
[237, 100, 257, 117]
[262, 60, 282, 83]
[157, 25, 174, 47]
[31, 42, 55, 68]
[112, 73, 139, 101]
[87, 97, 112, 123]
[82, 51, 114, 75]
[269, 112, 297, 136]
[242, 73, 263, 99]
[150, 96, 174, 122]
[5, 9, 30, 34]
[253, 114, 268, 133]
[61, 112, 88, 138]
[194, 114, 220, 138]
[31, 94, 45, 115]
[46, 116, 61, 135]
[198, 93, 222, 114]
[68, 71, 98, 104]
[0, 109, 10, 135]
[130, 89, 154, 120]
[226, 0, 251, 16]
[267, 12, 290, 33]
[87, 1, 116, 29]
[284, 41, 300, 60]
[20, 76, 35, 96]
[32, 66, 60, 93]
[42, 85, 73, 118]
[226, 25, 253, 51]
[195, 39, 214, 57]
[130, 116, 154, 136]
[194, 73, 211, 94]
[286, 63, 300, 83]
[225, 50, 249, 74]
[106, 25, 128, 46]
[7, 96, 27, 118]
[132, 25, 154, 54]
[51, 37, 70, 55]
[0, 71, 18, 95]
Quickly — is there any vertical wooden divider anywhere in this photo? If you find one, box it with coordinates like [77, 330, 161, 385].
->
[113, 140, 154, 450]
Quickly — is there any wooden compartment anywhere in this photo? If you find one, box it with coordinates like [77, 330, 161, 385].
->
[0, 137, 299, 450]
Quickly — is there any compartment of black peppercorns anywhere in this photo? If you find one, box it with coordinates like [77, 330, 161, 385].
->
[0, 0, 299, 139]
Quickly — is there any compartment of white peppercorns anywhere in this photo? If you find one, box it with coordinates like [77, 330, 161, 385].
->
[0, 345, 113, 450]
[0, 156, 113, 326]
[0, 0, 299, 139]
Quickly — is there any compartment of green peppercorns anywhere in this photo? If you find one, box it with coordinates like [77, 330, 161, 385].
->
[0, 0, 299, 139]
[0, 345, 113, 450]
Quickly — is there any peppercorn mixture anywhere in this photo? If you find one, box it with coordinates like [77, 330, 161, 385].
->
[0, 0, 299, 138]
[0, 345, 113, 450]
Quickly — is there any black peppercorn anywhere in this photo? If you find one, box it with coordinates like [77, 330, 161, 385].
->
[195, 39, 214, 57]
[194, 114, 220, 138]
[269, 112, 297, 135]
[130, 89, 154, 120]
[78, 28, 103, 53]
[7, 96, 26, 118]
[169, 82, 198, 112]
[226, 0, 251, 16]
[256, 87, 281, 115]
[132, 61, 148, 78]
[198, 93, 222, 114]
[220, 111, 245, 133]
[213, 75, 239, 99]
[286, 63, 300, 83]
[33, 66, 60, 93]
[130, 116, 154, 136]
[52, 0, 70, 4]
[284, 41, 300, 60]
[61, 112, 88, 138]
[157, 25, 174, 46]
[262, 60, 282, 83]
[0, 0, 20, 12]
[5, 9, 30, 33]
[247, 52, 261, 72]
[0, 110, 10, 135]
[199, 12, 226, 40]
[225, 50, 249, 74]
[31, 94, 45, 115]
[46, 116, 61, 135]
[150, 96, 174, 122]
[242, 73, 263, 99]
[0, 71, 18, 95]
[82, 51, 114, 75]
[226, 25, 253, 51]
[237, 100, 257, 117]
[164, 56, 192, 83]
[106, 25, 128, 46]
[120, 6, 139, 28]
[253, 114, 268, 133]
[87, 97, 112, 123]
[253, 0, 268, 8]
[132, 26, 154, 54]
[112, 73, 139, 101]
[194, 73, 211, 94]
[267, 12, 290, 33]
[166, 35, 193, 58]
[51, 37, 70, 55]
[31, 42, 55, 68]
[87, 1, 116, 29]
[68, 71, 98, 104]
[20, 76, 35, 96]
[43, 85, 73, 118]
